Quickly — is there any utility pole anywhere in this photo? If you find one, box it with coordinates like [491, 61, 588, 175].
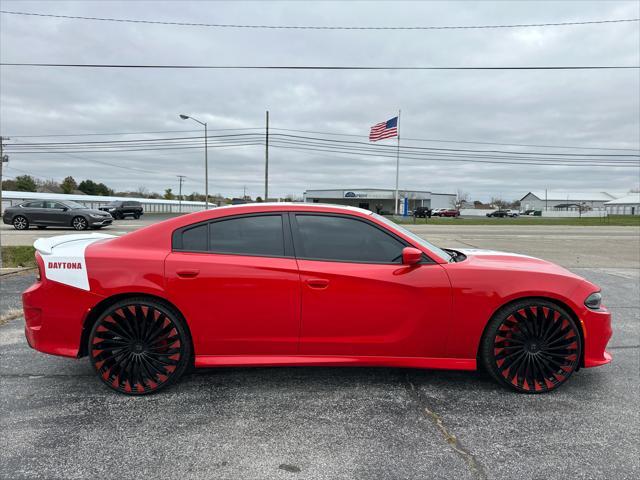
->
[0, 136, 8, 270]
[177, 175, 186, 213]
[265, 110, 269, 202]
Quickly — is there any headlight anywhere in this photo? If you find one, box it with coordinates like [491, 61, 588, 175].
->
[89, 214, 104, 219]
[585, 292, 602, 310]
[108, 208, 116, 211]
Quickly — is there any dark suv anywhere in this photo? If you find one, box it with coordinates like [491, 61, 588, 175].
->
[99, 201, 143, 219]
[3, 200, 113, 230]
[412, 206, 432, 218]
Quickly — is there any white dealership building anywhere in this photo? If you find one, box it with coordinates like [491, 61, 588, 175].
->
[303, 188, 456, 215]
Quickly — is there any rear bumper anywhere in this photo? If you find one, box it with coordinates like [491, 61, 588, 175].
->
[581, 306, 613, 368]
[22, 278, 104, 358]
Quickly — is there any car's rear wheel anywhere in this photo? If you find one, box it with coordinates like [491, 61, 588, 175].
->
[89, 298, 191, 395]
[72, 216, 88, 230]
[480, 300, 582, 393]
[13, 216, 29, 230]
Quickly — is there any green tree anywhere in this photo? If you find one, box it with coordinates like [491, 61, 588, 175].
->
[78, 179, 99, 195]
[60, 176, 77, 194]
[164, 188, 175, 200]
[78, 179, 113, 196]
[15, 175, 37, 192]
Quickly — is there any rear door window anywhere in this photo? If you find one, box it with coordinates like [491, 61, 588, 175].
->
[209, 215, 284, 257]
[174, 214, 286, 257]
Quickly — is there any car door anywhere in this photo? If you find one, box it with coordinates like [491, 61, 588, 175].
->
[291, 213, 452, 358]
[41, 201, 69, 226]
[21, 201, 45, 223]
[165, 213, 301, 356]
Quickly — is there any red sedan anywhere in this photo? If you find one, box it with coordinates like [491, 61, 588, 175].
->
[23, 204, 611, 395]
[439, 209, 461, 217]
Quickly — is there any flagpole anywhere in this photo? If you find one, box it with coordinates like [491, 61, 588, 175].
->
[395, 109, 401, 215]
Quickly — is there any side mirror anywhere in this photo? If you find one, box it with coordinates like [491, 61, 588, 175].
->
[61, 207, 68, 211]
[402, 247, 422, 265]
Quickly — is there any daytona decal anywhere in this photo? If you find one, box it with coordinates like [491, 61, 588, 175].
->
[34, 234, 115, 291]
[48, 262, 82, 270]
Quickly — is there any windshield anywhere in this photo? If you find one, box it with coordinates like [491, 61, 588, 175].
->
[62, 201, 87, 210]
[372, 213, 452, 262]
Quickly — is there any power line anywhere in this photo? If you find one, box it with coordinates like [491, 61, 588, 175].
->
[6, 126, 637, 152]
[7, 133, 638, 160]
[3, 63, 638, 70]
[5, 127, 262, 138]
[2, 10, 638, 30]
[270, 128, 640, 152]
[269, 143, 639, 168]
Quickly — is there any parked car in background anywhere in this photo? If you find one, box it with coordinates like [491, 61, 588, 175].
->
[439, 209, 460, 217]
[506, 210, 520, 217]
[486, 210, 509, 218]
[2, 200, 113, 230]
[431, 208, 446, 216]
[413, 206, 432, 218]
[99, 200, 143, 219]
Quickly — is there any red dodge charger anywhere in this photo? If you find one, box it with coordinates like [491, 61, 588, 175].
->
[23, 203, 612, 395]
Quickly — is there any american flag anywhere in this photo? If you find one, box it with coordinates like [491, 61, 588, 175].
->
[369, 116, 398, 142]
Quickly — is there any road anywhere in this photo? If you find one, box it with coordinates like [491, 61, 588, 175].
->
[1, 221, 638, 479]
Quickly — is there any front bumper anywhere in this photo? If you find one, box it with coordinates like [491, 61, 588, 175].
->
[88, 217, 113, 226]
[581, 306, 613, 368]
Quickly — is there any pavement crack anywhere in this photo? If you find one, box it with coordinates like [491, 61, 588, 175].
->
[406, 373, 488, 480]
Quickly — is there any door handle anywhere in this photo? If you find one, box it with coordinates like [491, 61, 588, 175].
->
[176, 269, 200, 278]
[305, 278, 329, 289]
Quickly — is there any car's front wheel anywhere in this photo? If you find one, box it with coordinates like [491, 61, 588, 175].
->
[13, 216, 29, 230]
[480, 299, 582, 393]
[89, 298, 191, 395]
[72, 216, 88, 230]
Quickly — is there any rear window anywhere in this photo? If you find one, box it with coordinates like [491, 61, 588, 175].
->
[173, 214, 285, 257]
[209, 215, 284, 257]
[181, 224, 208, 251]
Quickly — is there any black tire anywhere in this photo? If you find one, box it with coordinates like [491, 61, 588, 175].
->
[37, 226, 47, 230]
[479, 299, 582, 394]
[72, 216, 88, 230]
[134, 213, 140, 219]
[89, 298, 191, 395]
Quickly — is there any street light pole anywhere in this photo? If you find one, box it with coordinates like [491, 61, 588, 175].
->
[179, 114, 209, 209]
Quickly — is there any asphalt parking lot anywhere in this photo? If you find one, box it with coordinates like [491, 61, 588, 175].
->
[1, 223, 638, 479]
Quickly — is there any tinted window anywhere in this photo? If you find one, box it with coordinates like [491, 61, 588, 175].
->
[22, 201, 43, 208]
[209, 215, 284, 256]
[181, 224, 208, 251]
[295, 215, 405, 263]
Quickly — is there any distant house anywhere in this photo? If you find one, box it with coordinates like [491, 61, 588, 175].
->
[604, 193, 640, 216]
[520, 191, 617, 211]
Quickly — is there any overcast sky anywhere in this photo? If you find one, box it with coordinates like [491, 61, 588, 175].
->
[1, 0, 639, 201]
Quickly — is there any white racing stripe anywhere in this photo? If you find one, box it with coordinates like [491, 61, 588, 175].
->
[34, 234, 115, 291]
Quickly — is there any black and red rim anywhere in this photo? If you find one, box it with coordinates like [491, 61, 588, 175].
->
[90, 304, 184, 394]
[493, 305, 581, 393]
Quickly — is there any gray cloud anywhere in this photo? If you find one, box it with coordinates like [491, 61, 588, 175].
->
[1, 0, 639, 201]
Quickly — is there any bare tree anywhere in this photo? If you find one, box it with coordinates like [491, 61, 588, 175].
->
[451, 189, 469, 209]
